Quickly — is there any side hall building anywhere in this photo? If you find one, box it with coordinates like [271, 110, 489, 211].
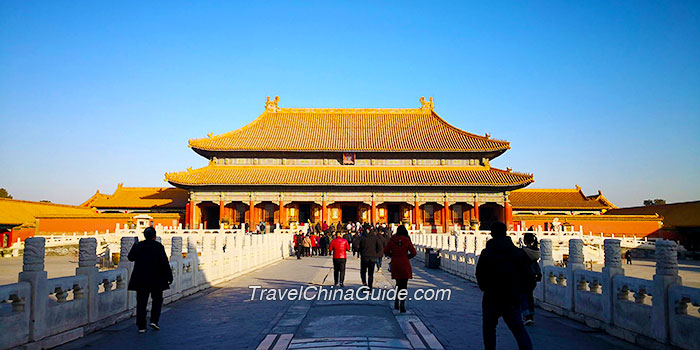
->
[165, 97, 534, 232]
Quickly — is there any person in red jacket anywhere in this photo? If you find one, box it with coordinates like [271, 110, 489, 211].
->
[329, 232, 351, 287]
[310, 233, 318, 256]
[384, 225, 417, 313]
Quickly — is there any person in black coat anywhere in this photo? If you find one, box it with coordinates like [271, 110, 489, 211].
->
[127, 227, 173, 332]
[475, 222, 532, 350]
[359, 229, 383, 289]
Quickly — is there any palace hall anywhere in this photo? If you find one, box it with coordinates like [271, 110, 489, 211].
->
[164, 97, 534, 232]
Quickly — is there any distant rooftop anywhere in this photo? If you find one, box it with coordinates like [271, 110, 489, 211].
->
[510, 186, 616, 210]
[81, 184, 188, 210]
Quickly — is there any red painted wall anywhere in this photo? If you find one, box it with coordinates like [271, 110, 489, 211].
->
[514, 216, 662, 237]
[37, 216, 180, 234]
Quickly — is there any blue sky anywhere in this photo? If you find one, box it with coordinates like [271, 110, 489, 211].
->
[1, 1, 698, 207]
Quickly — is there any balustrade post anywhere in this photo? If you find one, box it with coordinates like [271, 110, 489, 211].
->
[187, 236, 199, 287]
[567, 239, 585, 310]
[651, 239, 682, 343]
[171, 236, 183, 261]
[535, 239, 554, 302]
[118, 236, 138, 309]
[202, 235, 213, 281]
[75, 238, 99, 322]
[225, 235, 236, 275]
[601, 239, 624, 324]
[18, 237, 48, 341]
[170, 237, 183, 292]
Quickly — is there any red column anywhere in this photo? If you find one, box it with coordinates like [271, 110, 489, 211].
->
[473, 201, 480, 223]
[185, 202, 191, 229]
[413, 200, 419, 226]
[193, 203, 200, 229]
[279, 200, 286, 227]
[322, 200, 327, 225]
[371, 200, 376, 224]
[219, 201, 225, 228]
[505, 202, 513, 229]
[443, 201, 449, 233]
[249, 200, 255, 228]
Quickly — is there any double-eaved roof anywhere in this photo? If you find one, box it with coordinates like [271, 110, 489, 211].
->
[168, 97, 532, 189]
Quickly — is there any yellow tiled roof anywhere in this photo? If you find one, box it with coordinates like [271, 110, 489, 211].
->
[0, 199, 97, 227]
[188, 97, 510, 153]
[81, 184, 189, 209]
[510, 186, 616, 210]
[165, 165, 533, 187]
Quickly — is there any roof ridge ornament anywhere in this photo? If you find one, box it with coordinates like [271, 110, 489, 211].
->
[265, 96, 280, 112]
[419, 96, 434, 112]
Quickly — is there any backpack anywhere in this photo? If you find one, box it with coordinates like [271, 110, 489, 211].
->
[528, 260, 542, 282]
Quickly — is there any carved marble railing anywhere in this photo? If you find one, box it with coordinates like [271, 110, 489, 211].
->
[0, 231, 294, 350]
[410, 233, 700, 350]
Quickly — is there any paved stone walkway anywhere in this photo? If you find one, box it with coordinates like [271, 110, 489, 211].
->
[55, 255, 641, 350]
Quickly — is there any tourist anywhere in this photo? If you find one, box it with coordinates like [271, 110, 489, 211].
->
[383, 225, 417, 313]
[376, 228, 387, 272]
[359, 228, 383, 289]
[476, 222, 532, 350]
[303, 234, 312, 257]
[521, 232, 541, 325]
[329, 232, 351, 287]
[127, 227, 173, 333]
[309, 232, 318, 256]
[319, 233, 329, 256]
[352, 232, 362, 258]
[625, 250, 632, 265]
[295, 231, 304, 259]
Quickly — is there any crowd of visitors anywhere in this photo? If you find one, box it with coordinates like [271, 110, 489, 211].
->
[291, 221, 417, 312]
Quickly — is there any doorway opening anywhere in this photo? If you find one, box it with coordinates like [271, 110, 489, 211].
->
[387, 204, 401, 224]
[263, 203, 275, 225]
[203, 205, 220, 229]
[299, 203, 311, 223]
[342, 205, 358, 223]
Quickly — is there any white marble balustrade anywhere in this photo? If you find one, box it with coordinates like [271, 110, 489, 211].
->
[0, 230, 294, 350]
[410, 231, 700, 350]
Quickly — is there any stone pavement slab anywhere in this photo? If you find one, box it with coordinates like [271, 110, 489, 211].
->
[382, 259, 642, 350]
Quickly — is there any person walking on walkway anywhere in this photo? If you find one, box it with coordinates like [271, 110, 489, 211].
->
[375, 229, 387, 272]
[329, 232, 351, 287]
[359, 228, 383, 289]
[352, 232, 362, 258]
[319, 233, 329, 256]
[294, 231, 304, 259]
[302, 234, 312, 257]
[521, 232, 541, 325]
[127, 227, 173, 333]
[625, 250, 632, 265]
[476, 222, 533, 350]
[310, 232, 318, 256]
[383, 225, 416, 313]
